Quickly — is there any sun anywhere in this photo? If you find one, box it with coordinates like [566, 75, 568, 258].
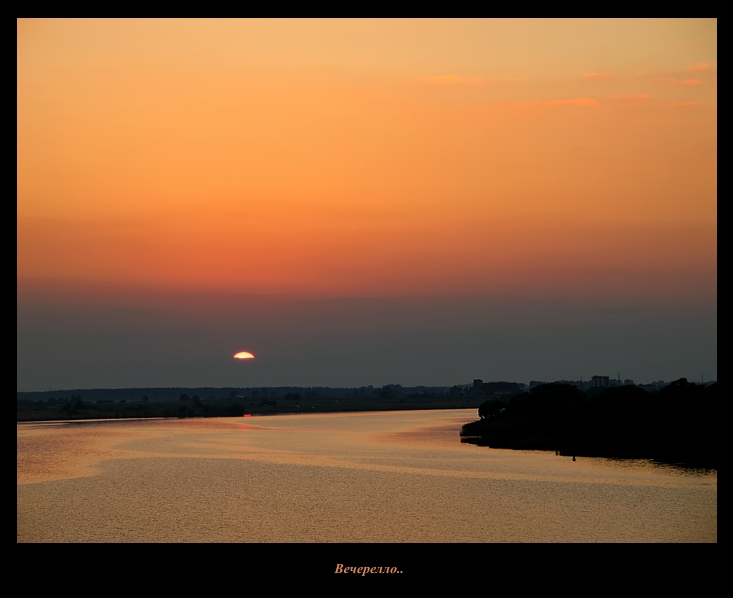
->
[233, 351, 255, 360]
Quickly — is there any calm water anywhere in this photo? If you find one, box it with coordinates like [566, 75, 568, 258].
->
[17, 409, 716, 542]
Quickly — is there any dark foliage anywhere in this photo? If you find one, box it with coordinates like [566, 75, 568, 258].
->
[462, 380, 718, 468]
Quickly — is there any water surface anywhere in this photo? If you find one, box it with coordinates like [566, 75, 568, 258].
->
[17, 409, 716, 542]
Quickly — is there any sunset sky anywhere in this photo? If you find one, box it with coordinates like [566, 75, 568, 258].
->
[17, 19, 716, 391]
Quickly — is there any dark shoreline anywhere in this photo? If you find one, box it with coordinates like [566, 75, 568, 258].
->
[17, 385, 487, 422]
[459, 435, 717, 471]
[459, 380, 718, 470]
[16, 400, 482, 423]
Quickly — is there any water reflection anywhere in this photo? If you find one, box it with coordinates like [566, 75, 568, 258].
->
[17, 409, 716, 542]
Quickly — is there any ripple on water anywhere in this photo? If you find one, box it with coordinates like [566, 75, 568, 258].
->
[17, 411, 716, 542]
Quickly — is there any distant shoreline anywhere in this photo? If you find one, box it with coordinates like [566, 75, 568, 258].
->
[17, 399, 484, 423]
[16, 405, 480, 427]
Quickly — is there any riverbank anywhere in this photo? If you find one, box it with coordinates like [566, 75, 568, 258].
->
[17, 395, 485, 422]
[460, 380, 718, 470]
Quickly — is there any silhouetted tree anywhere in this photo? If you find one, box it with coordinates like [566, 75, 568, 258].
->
[478, 400, 505, 419]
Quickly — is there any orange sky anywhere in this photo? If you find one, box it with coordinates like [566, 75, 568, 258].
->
[18, 19, 716, 300]
[17, 19, 717, 390]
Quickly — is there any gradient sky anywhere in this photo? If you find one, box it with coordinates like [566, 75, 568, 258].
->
[17, 19, 717, 391]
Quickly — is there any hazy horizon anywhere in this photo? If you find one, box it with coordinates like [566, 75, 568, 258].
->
[18, 19, 716, 392]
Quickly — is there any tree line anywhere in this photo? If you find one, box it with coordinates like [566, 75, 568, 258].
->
[461, 379, 718, 468]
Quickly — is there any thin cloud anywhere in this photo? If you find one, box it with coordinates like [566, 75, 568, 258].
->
[660, 76, 704, 85]
[583, 72, 613, 79]
[669, 101, 695, 108]
[687, 62, 712, 72]
[613, 94, 649, 100]
[545, 98, 599, 106]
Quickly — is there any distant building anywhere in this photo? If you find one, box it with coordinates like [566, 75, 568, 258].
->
[591, 375, 610, 388]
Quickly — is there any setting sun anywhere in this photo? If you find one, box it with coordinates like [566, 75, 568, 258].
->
[233, 352, 255, 360]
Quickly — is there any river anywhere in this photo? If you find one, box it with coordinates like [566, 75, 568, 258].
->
[17, 409, 716, 542]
